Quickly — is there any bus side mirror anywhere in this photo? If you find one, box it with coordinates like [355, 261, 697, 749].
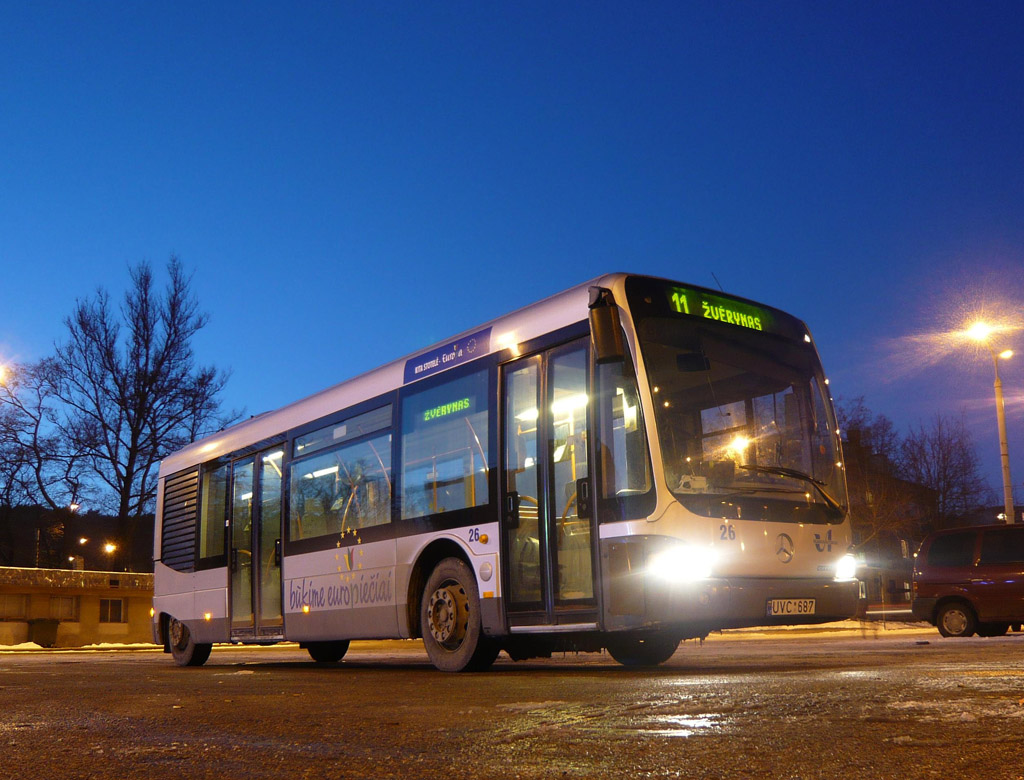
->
[589, 286, 625, 364]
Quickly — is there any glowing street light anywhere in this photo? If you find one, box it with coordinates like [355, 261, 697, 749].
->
[103, 542, 117, 555]
[967, 322, 1016, 523]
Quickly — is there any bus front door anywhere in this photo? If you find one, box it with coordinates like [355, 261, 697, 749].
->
[229, 447, 284, 640]
[502, 339, 598, 629]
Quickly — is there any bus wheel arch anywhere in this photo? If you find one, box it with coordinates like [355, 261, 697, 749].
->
[415, 551, 498, 672]
[406, 538, 472, 640]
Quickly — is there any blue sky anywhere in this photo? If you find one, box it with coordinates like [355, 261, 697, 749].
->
[2, 2, 1022, 504]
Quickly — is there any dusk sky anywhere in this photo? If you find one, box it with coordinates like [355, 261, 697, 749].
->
[2, 3, 1022, 506]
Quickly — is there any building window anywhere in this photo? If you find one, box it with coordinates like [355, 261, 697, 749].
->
[0, 594, 28, 620]
[49, 596, 81, 622]
[99, 598, 125, 623]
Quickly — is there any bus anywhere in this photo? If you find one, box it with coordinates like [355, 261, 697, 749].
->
[153, 273, 859, 671]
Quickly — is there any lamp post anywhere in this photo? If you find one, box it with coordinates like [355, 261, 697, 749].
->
[967, 322, 1016, 523]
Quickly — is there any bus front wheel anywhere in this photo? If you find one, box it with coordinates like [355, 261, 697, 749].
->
[606, 632, 679, 667]
[421, 557, 498, 672]
[305, 640, 350, 663]
[168, 617, 212, 667]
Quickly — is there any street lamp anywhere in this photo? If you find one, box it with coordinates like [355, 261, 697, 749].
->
[967, 322, 1016, 523]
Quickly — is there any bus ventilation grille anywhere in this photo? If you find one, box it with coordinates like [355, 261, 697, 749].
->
[161, 468, 199, 573]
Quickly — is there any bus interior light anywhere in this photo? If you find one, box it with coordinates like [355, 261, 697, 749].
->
[647, 544, 717, 583]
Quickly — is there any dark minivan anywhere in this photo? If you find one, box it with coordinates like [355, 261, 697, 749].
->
[912, 524, 1024, 637]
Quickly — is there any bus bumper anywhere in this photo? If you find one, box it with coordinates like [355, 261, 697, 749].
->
[604, 551, 860, 634]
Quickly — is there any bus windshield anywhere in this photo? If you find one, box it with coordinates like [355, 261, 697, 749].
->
[634, 311, 846, 525]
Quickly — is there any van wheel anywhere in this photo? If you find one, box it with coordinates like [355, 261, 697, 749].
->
[169, 618, 212, 666]
[977, 622, 1009, 638]
[421, 557, 498, 672]
[936, 602, 976, 638]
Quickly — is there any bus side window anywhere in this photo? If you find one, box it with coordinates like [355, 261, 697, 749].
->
[199, 463, 229, 561]
[400, 368, 491, 519]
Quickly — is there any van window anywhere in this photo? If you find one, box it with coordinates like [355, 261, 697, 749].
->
[926, 532, 975, 568]
[979, 527, 1024, 565]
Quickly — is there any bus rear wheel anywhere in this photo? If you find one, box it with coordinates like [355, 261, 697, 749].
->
[421, 557, 498, 672]
[168, 617, 212, 667]
[606, 632, 679, 667]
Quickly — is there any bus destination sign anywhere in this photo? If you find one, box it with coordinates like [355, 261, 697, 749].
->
[668, 286, 773, 334]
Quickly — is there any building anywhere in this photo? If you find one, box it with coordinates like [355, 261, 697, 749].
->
[0, 566, 154, 647]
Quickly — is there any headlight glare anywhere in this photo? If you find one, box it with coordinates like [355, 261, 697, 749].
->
[647, 544, 717, 583]
[834, 553, 858, 582]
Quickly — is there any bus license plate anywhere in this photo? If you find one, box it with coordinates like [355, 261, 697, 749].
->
[766, 598, 816, 617]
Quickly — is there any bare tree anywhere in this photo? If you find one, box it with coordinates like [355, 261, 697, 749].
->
[898, 412, 992, 528]
[836, 397, 928, 552]
[0, 360, 88, 510]
[49, 257, 233, 564]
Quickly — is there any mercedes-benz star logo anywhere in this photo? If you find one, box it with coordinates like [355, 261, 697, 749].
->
[775, 533, 795, 564]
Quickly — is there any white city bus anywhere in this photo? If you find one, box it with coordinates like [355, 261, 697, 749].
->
[153, 273, 859, 671]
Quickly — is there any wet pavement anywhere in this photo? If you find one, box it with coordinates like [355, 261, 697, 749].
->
[2, 629, 1023, 779]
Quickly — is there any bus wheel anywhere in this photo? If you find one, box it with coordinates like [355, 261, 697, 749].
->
[421, 558, 498, 672]
[936, 602, 976, 638]
[606, 632, 679, 667]
[305, 640, 350, 663]
[168, 618, 212, 667]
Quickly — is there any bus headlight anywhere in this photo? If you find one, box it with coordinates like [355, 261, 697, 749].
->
[834, 554, 858, 582]
[648, 544, 717, 583]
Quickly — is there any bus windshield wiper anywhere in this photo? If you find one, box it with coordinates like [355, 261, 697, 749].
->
[738, 464, 844, 517]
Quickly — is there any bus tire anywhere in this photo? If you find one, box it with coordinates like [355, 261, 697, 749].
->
[168, 618, 212, 667]
[421, 557, 498, 672]
[305, 640, 350, 663]
[606, 632, 679, 667]
[936, 601, 976, 638]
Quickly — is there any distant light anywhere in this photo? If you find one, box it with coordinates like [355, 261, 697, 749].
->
[804, 334, 812, 343]
[966, 321, 993, 342]
[103, 543, 117, 554]
[79, 537, 88, 545]
[728, 435, 751, 456]
[204, 612, 212, 621]
[302, 605, 311, 614]
[999, 349, 1014, 360]
[68, 502, 80, 513]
